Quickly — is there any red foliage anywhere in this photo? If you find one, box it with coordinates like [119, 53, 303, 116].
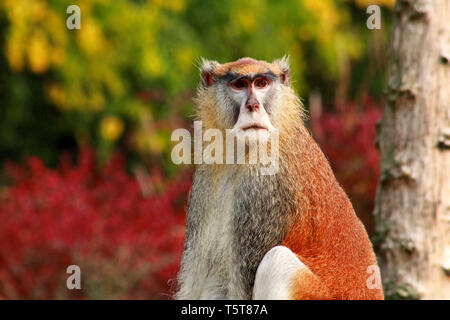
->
[0, 148, 191, 299]
[311, 97, 382, 234]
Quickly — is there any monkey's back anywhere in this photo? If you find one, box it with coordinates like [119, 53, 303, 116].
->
[281, 130, 384, 299]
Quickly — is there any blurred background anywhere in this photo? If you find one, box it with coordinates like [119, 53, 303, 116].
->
[0, 0, 394, 299]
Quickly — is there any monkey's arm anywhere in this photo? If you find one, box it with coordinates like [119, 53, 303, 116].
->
[252, 246, 332, 300]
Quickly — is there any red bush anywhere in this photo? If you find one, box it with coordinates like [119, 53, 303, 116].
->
[0, 148, 191, 299]
[311, 96, 382, 234]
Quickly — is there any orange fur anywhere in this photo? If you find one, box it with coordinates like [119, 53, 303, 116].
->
[289, 265, 333, 300]
[281, 128, 384, 300]
[214, 57, 284, 77]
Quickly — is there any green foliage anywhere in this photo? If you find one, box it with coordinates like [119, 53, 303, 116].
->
[0, 0, 393, 167]
[383, 280, 421, 300]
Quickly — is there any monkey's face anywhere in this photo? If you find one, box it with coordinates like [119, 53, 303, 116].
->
[199, 57, 291, 144]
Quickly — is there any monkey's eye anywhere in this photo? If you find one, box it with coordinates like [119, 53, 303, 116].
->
[254, 78, 269, 89]
[231, 79, 248, 90]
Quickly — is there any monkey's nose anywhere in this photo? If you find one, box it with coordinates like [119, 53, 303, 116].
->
[246, 103, 260, 112]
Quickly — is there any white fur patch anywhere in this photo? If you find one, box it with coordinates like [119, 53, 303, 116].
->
[252, 245, 307, 300]
[176, 167, 245, 299]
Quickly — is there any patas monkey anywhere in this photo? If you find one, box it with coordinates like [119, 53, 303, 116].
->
[175, 57, 383, 300]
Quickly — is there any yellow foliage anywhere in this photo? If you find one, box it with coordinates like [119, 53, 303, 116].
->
[6, 32, 24, 72]
[142, 49, 164, 77]
[100, 116, 125, 141]
[2, 0, 68, 74]
[50, 47, 66, 67]
[150, 0, 186, 12]
[45, 12, 68, 48]
[47, 83, 68, 109]
[77, 20, 108, 56]
[354, 0, 395, 9]
[30, 0, 47, 22]
[90, 92, 106, 111]
[298, 26, 313, 41]
[104, 70, 125, 97]
[147, 132, 166, 154]
[234, 11, 257, 32]
[3, 0, 28, 26]
[134, 109, 165, 154]
[166, 0, 186, 12]
[176, 47, 196, 73]
[27, 32, 50, 74]
[303, 0, 340, 30]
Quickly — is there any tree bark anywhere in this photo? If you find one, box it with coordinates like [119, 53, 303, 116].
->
[375, 0, 450, 299]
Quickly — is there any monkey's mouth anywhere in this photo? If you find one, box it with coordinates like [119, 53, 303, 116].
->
[241, 124, 268, 131]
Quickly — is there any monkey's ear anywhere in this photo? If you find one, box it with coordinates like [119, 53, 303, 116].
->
[273, 55, 291, 86]
[199, 58, 220, 87]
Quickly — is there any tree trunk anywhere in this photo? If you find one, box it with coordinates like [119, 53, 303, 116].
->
[375, 0, 450, 299]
